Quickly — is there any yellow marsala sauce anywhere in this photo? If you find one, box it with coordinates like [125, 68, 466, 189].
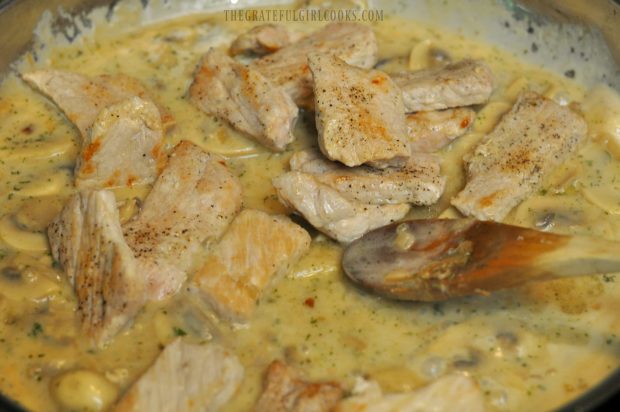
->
[1, 2, 620, 411]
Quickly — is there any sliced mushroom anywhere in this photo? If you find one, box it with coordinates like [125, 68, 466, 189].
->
[0, 254, 63, 302]
[0, 215, 48, 252]
[408, 39, 452, 71]
[374, 55, 409, 72]
[582, 85, 620, 160]
[471, 101, 512, 134]
[510, 195, 593, 233]
[582, 187, 620, 215]
[14, 196, 65, 232]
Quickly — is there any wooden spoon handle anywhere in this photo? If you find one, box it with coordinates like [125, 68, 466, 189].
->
[437, 223, 620, 299]
[535, 235, 620, 278]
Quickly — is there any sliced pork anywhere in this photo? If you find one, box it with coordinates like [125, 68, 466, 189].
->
[48, 190, 144, 347]
[191, 209, 311, 321]
[190, 48, 298, 151]
[451, 91, 587, 221]
[391, 59, 493, 112]
[309, 53, 409, 168]
[290, 149, 445, 205]
[335, 374, 486, 412]
[21, 69, 173, 136]
[251, 22, 378, 108]
[230, 24, 299, 56]
[75, 96, 166, 189]
[254, 361, 343, 412]
[273, 171, 410, 243]
[406, 107, 475, 153]
[114, 339, 243, 412]
[123, 141, 243, 300]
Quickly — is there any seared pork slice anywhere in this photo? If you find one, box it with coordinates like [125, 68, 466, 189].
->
[289, 149, 340, 174]
[123, 141, 243, 300]
[391, 59, 494, 112]
[251, 22, 378, 107]
[190, 48, 298, 152]
[191, 209, 310, 321]
[290, 149, 445, 205]
[48, 197, 84, 286]
[114, 339, 244, 412]
[273, 172, 410, 243]
[75, 96, 166, 189]
[335, 374, 485, 412]
[452, 92, 587, 221]
[21, 69, 173, 136]
[254, 361, 343, 412]
[309, 53, 409, 168]
[406, 107, 475, 153]
[48, 191, 144, 347]
[230, 24, 300, 56]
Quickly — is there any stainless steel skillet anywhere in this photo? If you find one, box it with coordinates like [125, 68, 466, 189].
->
[1, 0, 619, 410]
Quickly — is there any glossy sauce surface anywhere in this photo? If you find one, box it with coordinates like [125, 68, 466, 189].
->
[1, 3, 620, 411]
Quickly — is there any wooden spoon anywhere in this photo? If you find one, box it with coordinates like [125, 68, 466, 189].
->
[342, 218, 620, 302]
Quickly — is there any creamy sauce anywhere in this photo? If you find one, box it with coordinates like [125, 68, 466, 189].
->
[1, 3, 620, 411]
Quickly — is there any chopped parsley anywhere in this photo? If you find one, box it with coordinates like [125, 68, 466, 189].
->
[29, 323, 43, 338]
[172, 327, 187, 337]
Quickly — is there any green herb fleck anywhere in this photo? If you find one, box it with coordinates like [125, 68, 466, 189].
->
[29, 323, 43, 338]
[603, 274, 616, 283]
[432, 303, 445, 316]
[173, 327, 187, 337]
